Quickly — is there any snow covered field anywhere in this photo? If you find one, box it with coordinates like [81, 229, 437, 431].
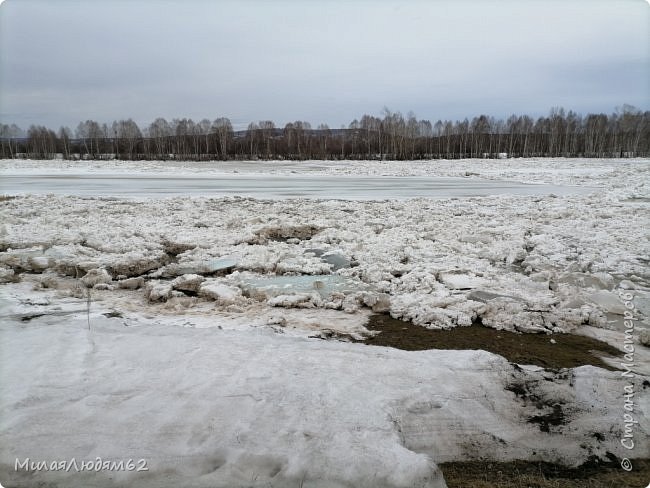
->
[1, 158, 649, 487]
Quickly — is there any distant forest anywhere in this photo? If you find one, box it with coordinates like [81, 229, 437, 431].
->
[1, 106, 648, 160]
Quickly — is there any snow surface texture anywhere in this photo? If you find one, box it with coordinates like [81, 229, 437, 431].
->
[1, 158, 649, 487]
[1, 282, 648, 488]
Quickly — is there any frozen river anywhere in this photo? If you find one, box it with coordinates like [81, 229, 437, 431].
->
[1, 158, 648, 488]
[0, 173, 595, 199]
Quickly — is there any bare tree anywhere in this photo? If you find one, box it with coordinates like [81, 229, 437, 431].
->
[149, 118, 171, 159]
[258, 120, 276, 158]
[59, 127, 72, 159]
[113, 119, 141, 159]
[213, 117, 233, 160]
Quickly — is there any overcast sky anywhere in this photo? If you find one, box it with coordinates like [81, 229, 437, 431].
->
[0, 0, 648, 130]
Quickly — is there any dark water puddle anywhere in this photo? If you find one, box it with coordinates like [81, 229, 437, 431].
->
[360, 314, 620, 370]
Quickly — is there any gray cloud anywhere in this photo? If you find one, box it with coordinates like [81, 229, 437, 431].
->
[1, 0, 648, 130]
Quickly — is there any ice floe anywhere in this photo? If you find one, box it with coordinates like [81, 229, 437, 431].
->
[1, 158, 649, 333]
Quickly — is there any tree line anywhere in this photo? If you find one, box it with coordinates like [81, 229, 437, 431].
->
[1, 105, 648, 160]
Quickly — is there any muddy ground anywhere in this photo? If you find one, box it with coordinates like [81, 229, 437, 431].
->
[440, 458, 650, 488]
[360, 314, 621, 370]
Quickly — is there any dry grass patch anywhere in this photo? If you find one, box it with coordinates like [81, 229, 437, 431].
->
[440, 459, 650, 488]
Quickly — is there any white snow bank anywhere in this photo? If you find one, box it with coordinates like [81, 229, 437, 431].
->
[1, 285, 648, 488]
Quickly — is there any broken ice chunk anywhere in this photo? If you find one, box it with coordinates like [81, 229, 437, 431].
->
[586, 290, 627, 315]
[0, 247, 51, 273]
[467, 290, 523, 303]
[117, 277, 145, 290]
[80, 268, 112, 288]
[439, 272, 484, 290]
[321, 251, 351, 271]
[155, 257, 238, 278]
[145, 281, 173, 302]
[267, 293, 323, 308]
[0, 266, 15, 283]
[28, 256, 51, 272]
[235, 274, 368, 301]
[171, 274, 205, 293]
[198, 280, 243, 305]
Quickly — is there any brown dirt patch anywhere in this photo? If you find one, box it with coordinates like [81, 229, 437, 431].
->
[360, 315, 620, 370]
[440, 458, 650, 488]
